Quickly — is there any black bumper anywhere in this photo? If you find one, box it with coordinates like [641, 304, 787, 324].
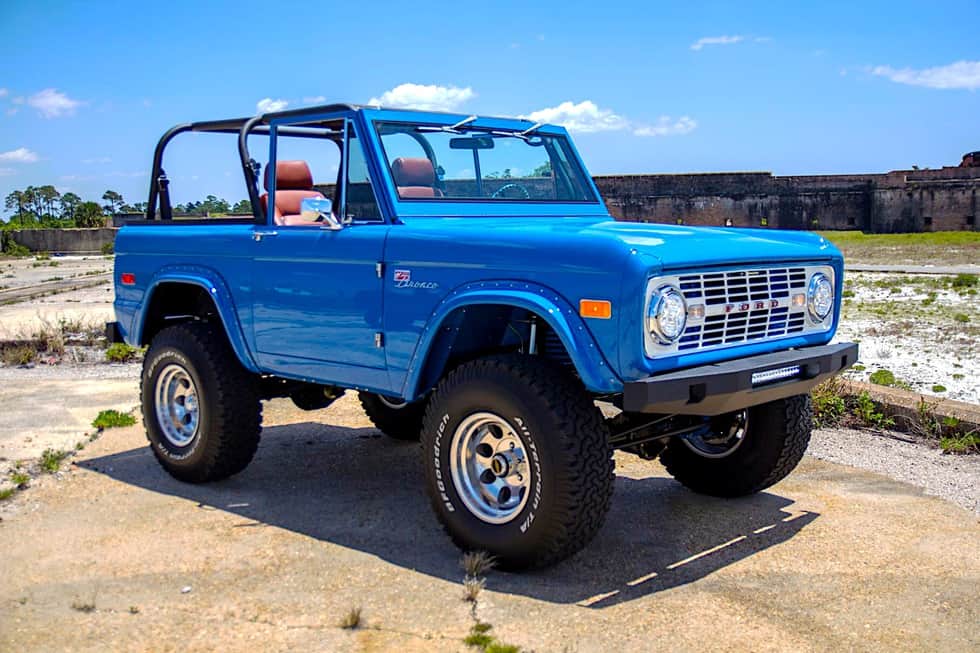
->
[105, 321, 124, 344]
[623, 343, 858, 415]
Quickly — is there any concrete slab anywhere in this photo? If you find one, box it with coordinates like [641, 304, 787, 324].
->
[1, 395, 977, 652]
[0, 364, 139, 465]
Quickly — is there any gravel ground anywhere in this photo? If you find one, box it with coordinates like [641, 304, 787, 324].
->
[835, 272, 979, 403]
[809, 427, 980, 514]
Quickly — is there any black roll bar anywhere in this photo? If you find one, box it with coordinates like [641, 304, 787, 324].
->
[146, 103, 357, 222]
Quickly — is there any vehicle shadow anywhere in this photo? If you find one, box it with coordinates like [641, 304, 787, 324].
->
[79, 420, 819, 608]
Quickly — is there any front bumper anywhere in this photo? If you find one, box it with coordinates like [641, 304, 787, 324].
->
[622, 342, 857, 415]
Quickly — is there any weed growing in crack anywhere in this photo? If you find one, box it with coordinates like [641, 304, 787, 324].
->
[339, 606, 362, 629]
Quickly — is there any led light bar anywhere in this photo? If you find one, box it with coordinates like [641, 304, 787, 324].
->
[751, 365, 802, 386]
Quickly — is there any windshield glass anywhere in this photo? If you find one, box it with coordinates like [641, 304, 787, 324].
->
[375, 122, 597, 203]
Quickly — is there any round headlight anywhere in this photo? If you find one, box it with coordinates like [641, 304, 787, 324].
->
[648, 285, 687, 343]
[807, 273, 834, 321]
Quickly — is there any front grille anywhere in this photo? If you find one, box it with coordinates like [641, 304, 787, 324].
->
[676, 267, 807, 350]
[646, 264, 834, 356]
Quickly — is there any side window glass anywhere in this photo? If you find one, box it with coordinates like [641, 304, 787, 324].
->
[344, 126, 383, 223]
[266, 133, 341, 227]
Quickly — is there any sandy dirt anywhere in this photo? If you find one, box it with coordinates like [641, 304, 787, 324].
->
[1, 394, 978, 653]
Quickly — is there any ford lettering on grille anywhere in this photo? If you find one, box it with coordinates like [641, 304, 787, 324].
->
[646, 265, 834, 355]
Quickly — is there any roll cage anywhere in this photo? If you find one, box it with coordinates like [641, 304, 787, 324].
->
[145, 102, 603, 224]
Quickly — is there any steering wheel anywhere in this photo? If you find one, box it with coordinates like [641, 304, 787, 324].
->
[490, 183, 531, 199]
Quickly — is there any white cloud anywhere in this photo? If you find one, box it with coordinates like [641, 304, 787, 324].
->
[522, 100, 698, 138]
[0, 147, 39, 163]
[523, 100, 629, 133]
[633, 116, 698, 137]
[0, 88, 7, 98]
[0, 167, 15, 177]
[82, 157, 112, 164]
[302, 95, 327, 104]
[256, 97, 289, 113]
[870, 60, 980, 90]
[27, 88, 82, 117]
[691, 35, 744, 51]
[368, 83, 475, 111]
[6, 108, 17, 116]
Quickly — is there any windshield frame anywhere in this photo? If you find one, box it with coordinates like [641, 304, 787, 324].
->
[361, 108, 606, 218]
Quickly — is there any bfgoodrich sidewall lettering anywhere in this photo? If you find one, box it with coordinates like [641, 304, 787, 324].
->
[143, 348, 207, 463]
[432, 406, 549, 552]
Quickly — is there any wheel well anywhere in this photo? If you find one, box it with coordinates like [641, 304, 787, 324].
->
[415, 304, 574, 396]
[140, 282, 220, 346]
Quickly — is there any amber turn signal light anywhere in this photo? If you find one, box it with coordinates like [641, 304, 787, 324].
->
[579, 299, 612, 319]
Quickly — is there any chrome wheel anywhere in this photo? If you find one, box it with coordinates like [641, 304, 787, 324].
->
[450, 412, 531, 524]
[154, 363, 200, 447]
[681, 410, 748, 459]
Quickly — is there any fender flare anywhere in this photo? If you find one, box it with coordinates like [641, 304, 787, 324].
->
[136, 265, 260, 373]
[403, 280, 623, 398]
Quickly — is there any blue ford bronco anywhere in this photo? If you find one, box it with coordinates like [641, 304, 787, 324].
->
[109, 103, 856, 569]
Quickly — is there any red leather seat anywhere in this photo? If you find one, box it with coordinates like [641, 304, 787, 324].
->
[260, 160, 326, 225]
[392, 157, 441, 198]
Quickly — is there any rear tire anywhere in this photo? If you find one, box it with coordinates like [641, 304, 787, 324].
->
[660, 395, 812, 497]
[359, 392, 427, 441]
[421, 355, 614, 570]
[141, 322, 262, 483]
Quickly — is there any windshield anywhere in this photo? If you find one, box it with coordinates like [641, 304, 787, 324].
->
[375, 121, 597, 203]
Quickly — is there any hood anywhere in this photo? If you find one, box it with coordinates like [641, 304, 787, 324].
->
[398, 217, 841, 271]
[580, 221, 840, 269]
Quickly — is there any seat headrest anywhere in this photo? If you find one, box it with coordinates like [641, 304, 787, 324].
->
[392, 157, 435, 187]
[265, 160, 314, 191]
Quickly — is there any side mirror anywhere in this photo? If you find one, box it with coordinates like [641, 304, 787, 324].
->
[300, 197, 343, 231]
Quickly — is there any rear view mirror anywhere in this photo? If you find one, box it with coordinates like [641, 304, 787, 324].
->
[300, 197, 343, 230]
[450, 135, 495, 150]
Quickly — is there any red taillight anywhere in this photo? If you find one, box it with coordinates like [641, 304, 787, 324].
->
[121, 273, 136, 286]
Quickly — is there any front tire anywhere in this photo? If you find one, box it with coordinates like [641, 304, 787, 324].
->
[141, 322, 262, 483]
[660, 395, 812, 497]
[421, 355, 614, 570]
[358, 392, 427, 441]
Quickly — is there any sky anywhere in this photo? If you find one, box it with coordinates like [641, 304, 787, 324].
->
[1, 0, 978, 213]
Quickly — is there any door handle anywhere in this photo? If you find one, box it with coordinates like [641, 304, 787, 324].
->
[253, 230, 279, 242]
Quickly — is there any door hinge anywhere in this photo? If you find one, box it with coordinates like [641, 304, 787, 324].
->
[375, 262, 384, 278]
[374, 332, 384, 348]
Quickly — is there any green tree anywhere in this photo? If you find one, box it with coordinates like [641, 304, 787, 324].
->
[102, 190, 124, 214]
[59, 192, 81, 221]
[37, 185, 60, 217]
[75, 201, 107, 228]
[200, 194, 231, 216]
[231, 199, 252, 214]
[530, 161, 552, 177]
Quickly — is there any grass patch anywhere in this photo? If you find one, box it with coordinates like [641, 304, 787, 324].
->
[339, 606, 362, 629]
[868, 368, 912, 390]
[1, 344, 37, 366]
[463, 576, 486, 603]
[0, 487, 16, 501]
[92, 409, 136, 430]
[105, 342, 140, 362]
[951, 273, 978, 289]
[40, 448, 70, 473]
[464, 622, 521, 653]
[461, 550, 496, 577]
[70, 600, 96, 613]
[953, 313, 970, 323]
[940, 432, 980, 454]
[812, 377, 847, 428]
[931, 385, 947, 393]
[10, 471, 30, 487]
